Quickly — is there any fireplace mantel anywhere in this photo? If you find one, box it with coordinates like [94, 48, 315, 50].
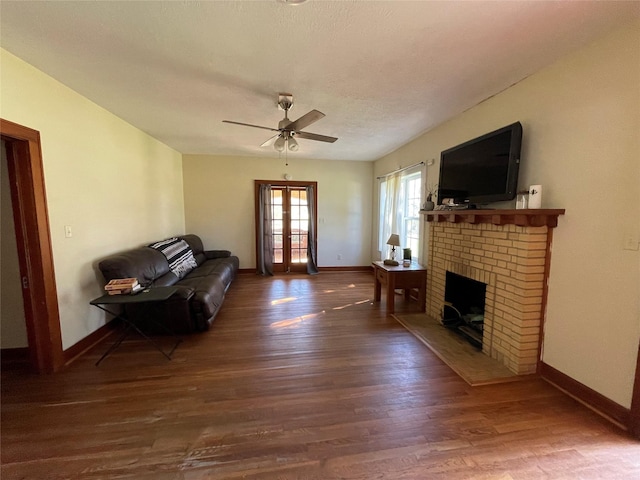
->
[422, 208, 565, 228]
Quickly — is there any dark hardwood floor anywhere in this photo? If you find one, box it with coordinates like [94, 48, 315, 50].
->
[2, 272, 639, 479]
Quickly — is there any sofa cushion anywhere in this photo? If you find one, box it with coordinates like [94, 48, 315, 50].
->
[99, 247, 170, 287]
[152, 271, 179, 287]
[186, 257, 238, 288]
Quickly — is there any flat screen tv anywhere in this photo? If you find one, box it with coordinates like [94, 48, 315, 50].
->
[437, 122, 522, 207]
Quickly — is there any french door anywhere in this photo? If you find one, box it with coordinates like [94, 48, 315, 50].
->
[255, 181, 317, 274]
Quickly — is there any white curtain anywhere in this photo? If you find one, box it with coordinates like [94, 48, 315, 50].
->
[378, 173, 402, 260]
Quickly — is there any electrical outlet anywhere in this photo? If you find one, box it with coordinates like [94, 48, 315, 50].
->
[337, 254, 342, 260]
[64, 225, 72, 238]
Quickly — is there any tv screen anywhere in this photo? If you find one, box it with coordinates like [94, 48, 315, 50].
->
[437, 122, 522, 206]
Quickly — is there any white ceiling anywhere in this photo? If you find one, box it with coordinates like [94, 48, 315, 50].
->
[1, 1, 638, 161]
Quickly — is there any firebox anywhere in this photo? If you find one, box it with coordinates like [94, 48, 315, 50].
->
[442, 271, 486, 349]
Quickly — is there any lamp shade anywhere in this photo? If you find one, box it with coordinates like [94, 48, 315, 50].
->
[274, 136, 286, 152]
[386, 234, 400, 247]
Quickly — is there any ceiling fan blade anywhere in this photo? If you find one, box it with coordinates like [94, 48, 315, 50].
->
[295, 131, 338, 143]
[260, 134, 280, 147]
[222, 120, 279, 132]
[286, 110, 325, 132]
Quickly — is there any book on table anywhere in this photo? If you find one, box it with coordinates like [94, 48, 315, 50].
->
[105, 278, 140, 295]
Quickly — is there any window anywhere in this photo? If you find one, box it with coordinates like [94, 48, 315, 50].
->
[378, 168, 423, 260]
[400, 172, 421, 258]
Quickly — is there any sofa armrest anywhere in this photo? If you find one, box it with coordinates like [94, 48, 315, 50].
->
[204, 250, 232, 259]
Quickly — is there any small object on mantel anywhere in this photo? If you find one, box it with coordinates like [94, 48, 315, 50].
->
[529, 185, 542, 209]
[516, 190, 529, 209]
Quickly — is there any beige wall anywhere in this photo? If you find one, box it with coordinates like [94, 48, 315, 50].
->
[0, 49, 185, 350]
[182, 155, 373, 268]
[374, 22, 640, 408]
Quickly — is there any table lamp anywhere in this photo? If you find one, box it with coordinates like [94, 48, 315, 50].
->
[384, 234, 400, 266]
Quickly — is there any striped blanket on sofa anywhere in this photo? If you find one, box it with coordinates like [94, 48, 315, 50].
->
[148, 237, 198, 279]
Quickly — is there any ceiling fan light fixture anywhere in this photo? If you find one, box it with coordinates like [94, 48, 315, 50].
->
[278, 0, 309, 5]
[223, 93, 338, 153]
[274, 136, 286, 152]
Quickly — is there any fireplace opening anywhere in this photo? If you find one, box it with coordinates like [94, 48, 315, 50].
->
[442, 271, 486, 349]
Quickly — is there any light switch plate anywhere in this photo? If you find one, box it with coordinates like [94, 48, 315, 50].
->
[623, 231, 639, 251]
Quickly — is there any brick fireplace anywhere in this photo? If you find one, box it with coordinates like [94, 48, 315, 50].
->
[424, 210, 564, 375]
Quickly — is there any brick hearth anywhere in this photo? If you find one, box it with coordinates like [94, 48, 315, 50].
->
[425, 210, 564, 375]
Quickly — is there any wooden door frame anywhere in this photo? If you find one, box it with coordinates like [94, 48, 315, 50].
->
[254, 180, 318, 274]
[1, 119, 63, 373]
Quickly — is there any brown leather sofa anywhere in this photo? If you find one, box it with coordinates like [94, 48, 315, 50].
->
[98, 234, 239, 333]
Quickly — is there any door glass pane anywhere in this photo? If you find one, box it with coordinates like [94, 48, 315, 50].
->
[273, 205, 283, 220]
[290, 189, 307, 264]
[271, 189, 284, 265]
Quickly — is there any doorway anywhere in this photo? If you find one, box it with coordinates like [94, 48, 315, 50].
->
[1, 140, 29, 354]
[0, 119, 63, 373]
[255, 180, 317, 274]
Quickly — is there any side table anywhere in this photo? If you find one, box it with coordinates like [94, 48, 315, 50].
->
[90, 286, 181, 365]
[372, 261, 427, 314]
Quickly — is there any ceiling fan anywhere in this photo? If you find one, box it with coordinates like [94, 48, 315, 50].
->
[222, 93, 338, 152]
